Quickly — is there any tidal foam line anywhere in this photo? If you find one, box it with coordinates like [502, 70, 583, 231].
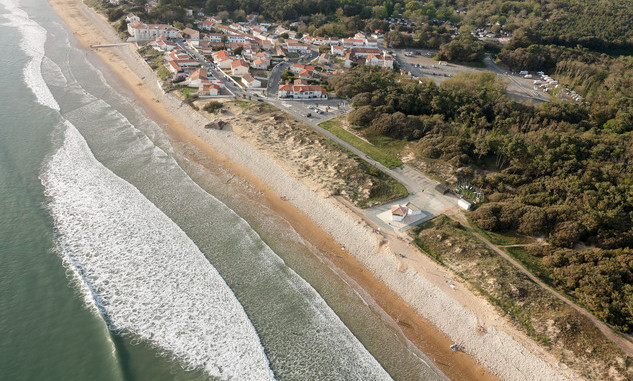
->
[0, 0, 60, 110]
[41, 120, 274, 380]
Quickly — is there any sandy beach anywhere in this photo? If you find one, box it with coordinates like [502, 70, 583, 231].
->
[47, 0, 578, 379]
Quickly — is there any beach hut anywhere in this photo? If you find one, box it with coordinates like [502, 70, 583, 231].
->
[458, 199, 472, 210]
[391, 205, 408, 222]
[406, 202, 421, 216]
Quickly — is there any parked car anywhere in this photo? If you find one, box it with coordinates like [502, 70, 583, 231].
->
[306, 113, 312, 117]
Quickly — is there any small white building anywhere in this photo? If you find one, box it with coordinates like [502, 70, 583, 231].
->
[365, 53, 394, 68]
[186, 68, 208, 88]
[331, 45, 346, 56]
[231, 60, 250, 76]
[286, 42, 309, 53]
[458, 199, 472, 210]
[391, 205, 408, 222]
[241, 74, 261, 88]
[278, 82, 327, 99]
[250, 58, 269, 69]
[125, 13, 140, 23]
[342, 38, 364, 48]
[127, 21, 180, 41]
[406, 202, 421, 216]
[199, 19, 215, 31]
[198, 82, 220, 96]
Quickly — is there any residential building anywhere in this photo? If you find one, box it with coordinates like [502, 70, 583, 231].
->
[199, 19, 215, 31]
[127, 21, 180, 40]
[364, 38, 378, 47]
[390, 205, 407, 222]
[187, 68, 208, 88]
[149, 37, 176, 52]
[216, 57, 234, 69]
[351, 47, 382, 58]
[198, 82, 220, 96]
[344, 52, 353, 68]
[125, 13, 140, 23]
[285, 42, 309, 53]
[251, 58, 269, 69]
[230, 59, 250, 76]
[365, 53, 394, 68]
[290, 63, 314, 74]
[241, 74, 261, 88]
[226, 35, 247, 44]
[298, 69, 313, 79]
[278, 80, 327, 99]
[342, 38, 364, 48]
[331, 45, 345, 55]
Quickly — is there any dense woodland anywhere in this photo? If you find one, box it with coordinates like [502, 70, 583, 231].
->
[114, 0, 633, 54]
[329, 65, 633, 333]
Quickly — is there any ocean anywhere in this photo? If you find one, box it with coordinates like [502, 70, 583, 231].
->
[0, 0, 443, 379]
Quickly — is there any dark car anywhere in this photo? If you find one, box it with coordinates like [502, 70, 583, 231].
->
[306, 113, 312, 117]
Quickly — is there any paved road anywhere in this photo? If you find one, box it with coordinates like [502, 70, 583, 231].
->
[267, 62, 287, 96]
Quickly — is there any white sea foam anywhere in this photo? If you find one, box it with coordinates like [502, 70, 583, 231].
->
[41, 121, 274, 380]
[42, 56, 68, 88]
[0, 0, 60, 110]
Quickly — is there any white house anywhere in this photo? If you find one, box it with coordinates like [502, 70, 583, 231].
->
[199, 19, 215, 31]
[312, 36, 330, 45]
[286, 42, 309, 53]
[351, 47, 382, 58]
[365, 53, 394, 68]
[186, 68, 208, 88]
[125, 13, 140, 23]
[342, 38, 364, 48]
[290, 63, 315, 74]
[251, 58, 269, 69]
[149, 37, 176, 52]
[344, 52, 353, 68]
[226, 35, 246, 43]
[198, 82, 220, 96]
[331, 45, 346, 56]
[241, 74, 261, 88]
[364, 38, 378, 47]
[390, 205, 408, 222]
[127, 21, 180, 40]
[406, 202, 421, 216]
[278, 81, 327, 99]
[231, 60, 250, 76]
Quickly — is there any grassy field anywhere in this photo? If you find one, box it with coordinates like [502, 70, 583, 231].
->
[179, 87, 197, 100]
[319, 119, 403, 169]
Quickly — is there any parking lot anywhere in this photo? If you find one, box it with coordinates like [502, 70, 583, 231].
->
[268, 98, 350, 124]
[395, 50, 550, 104]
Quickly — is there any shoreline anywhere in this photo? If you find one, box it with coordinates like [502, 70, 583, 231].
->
[46, 1, 574, 380]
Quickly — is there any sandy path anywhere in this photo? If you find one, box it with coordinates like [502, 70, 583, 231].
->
[46, 1, 577, 380]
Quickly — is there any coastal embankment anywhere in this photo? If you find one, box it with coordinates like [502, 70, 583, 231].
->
[47, 0, 576, 379]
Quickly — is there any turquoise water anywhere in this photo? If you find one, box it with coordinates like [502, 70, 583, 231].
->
[0, 0, 443, 380]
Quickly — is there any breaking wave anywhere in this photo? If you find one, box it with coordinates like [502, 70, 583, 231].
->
[0, 0, 60, 110]
[41, 121, 274, 380]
